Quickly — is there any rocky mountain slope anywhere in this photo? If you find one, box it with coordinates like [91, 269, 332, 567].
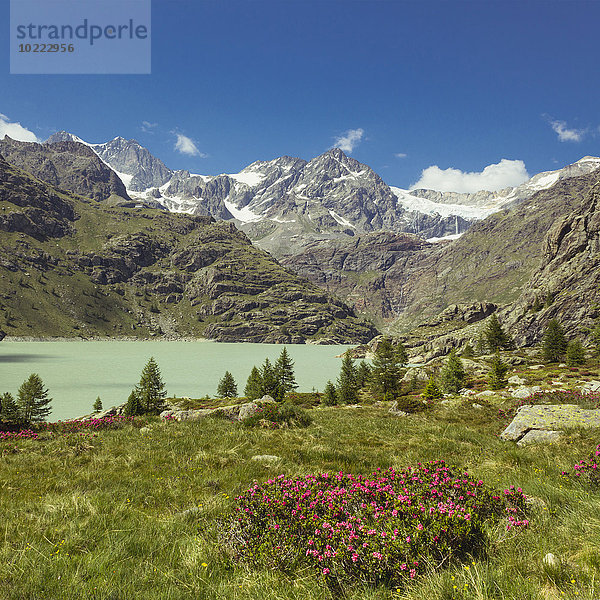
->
[0, 152, 377, 343]
[0, 137, 130, 203]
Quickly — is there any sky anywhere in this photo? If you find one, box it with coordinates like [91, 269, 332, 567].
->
[1, 0, 600, 192]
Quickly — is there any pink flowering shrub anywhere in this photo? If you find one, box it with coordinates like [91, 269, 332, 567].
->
[223, 460, 528, 589]
[563, 443, 600, 487]
[0, 415, 140, 442]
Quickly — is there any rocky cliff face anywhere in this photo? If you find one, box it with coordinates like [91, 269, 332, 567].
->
[0, 137, 130, 203]
[0, 156, 377, 343]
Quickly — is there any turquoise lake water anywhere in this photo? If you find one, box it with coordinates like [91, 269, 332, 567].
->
[0, 340, 353, 421]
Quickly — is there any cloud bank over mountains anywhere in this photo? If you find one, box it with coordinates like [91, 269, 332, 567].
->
[411, 159, 530, 193]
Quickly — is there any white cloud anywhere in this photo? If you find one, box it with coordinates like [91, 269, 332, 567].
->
[394, 152, 407, 158]
[411, 159, 530, 193]
[174, 133, 206, 157]
[0, 113, 39, 142]
[550, 119, 585, 142]
[332, 128, 364, 153]
[141, 120, 157, 133]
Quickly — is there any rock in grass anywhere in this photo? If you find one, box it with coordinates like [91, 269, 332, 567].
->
[543, 553, 561, 569]
[388, 401, 409, 417]
[251, 454, 281, 463]
[501, 404, 600, 443]
[511, 386, 542, 399]
[517, 429, 561, 446]
[508, 375, 526, 385]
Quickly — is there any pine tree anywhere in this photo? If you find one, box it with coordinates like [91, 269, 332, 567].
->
[244, 366, 263, 400]
[591, 319, 600, 357]
[369, 337, 405, 401]
[17, 374, 52, 424]
[323, 380, 337, 406]
[542, 319, 567, 362]
[356, 360, 372, 388]
[337, 353, 358, 404]
[439, 349, 467, 394]
[421, 376, 442, 401]
[488, 352, 509, 390]
[482, 314, 512, 353]
[93, 396, 103, 413]
[217, 371, 238, 398]
[461, 343, 475, 358]
[274, 347, 297, 401]
[260, 358, 279, 398]
[135, 357, 167, 414]
[123, 389, 142, 416]
[566, 339, 586, 367]
[1, 393, 22, 422]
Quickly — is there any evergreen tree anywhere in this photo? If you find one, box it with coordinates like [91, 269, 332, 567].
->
[337, 353, 358, 404]
[323, 380, 337, 406]
[260, 358, 279, 398]
[135, 357, 167, 414]
[369, 337, 406, 401]
[217, 371, 238, 398]
[482, 314, 512, 353]
[93, 396, 103, 413]
[123, 389, 142, 416]
[1, 393, 22, 422]
[421, 376, 442, 401]
[244, 366, 263, 400]
[542, 319, 567, 362]
[439, 349, 467, 394]
[17, 373, 52, 423]
[356, 360, 372, 388]
[488, 352, 509, 390]
[566, 339, 586, 367]
[461, 343, 474, 358]
[274, 347, 297, 401]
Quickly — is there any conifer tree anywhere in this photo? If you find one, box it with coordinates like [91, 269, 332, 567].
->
[274, 347, 297, 401]
[323, 380, 337, 406]
[1, 393, 22, 422]
[356, 360, 372, 388]
[244, 366, 263, 400]
[542, 319, 567, 362]
[461, 343, 475, 358]
[337, 353, 358, 404]
[260, 358, 279, 398]
[135, 357, 167, 414]
[17, 373, 52, 423]
[217, 371, 238, 398]
[482, 314, 512, 353]
[369, 337, 406, 401]
[421, 376, 442, 401]
[439, 349, 467, 393]
[591, 319, 600, 357]
[566, 339, 586, 367]
[488, 352, 509, 390]
[93, 396, 103, 413]
[124, 389, 142, 416]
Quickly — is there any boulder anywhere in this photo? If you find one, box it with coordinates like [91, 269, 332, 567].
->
[508, 375, 526, 385]
[511, 386, 542, 399]
[388, 401, 409, 417]
[251, 454, 281, 463]
[517, 429, 561, 446]
[238, 402, 260, 420]
[581, 380, 600, 393]
[500, 404, 600, 444]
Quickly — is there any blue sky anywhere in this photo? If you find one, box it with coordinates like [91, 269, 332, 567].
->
[1, 0, 599, 191]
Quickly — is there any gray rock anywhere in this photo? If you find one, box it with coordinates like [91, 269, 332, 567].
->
[543, 553, 561, 569]
[251, 454, 281, 463]
[508, 375, 526, 385]
[581, 380, 600, 393]
[528, 365, 545, 370]
[472, 403, 484, 409]
[500, 404, 600, 443]
[160, 408, 214, 421]
[139, 427, 151, 435]
[257, 395, 277, 405]
[477, 390, 497, 397]
[517, 429, 561, 446]
[511, 386, 542, 399]
[388, 401, 409, 417]
[238, 402, 260, 420]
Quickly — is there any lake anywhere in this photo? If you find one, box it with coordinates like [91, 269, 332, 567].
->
[0, 340, 353, 421]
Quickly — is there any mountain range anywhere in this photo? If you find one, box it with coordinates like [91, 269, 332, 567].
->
[2, 129, 600, 352]
[45, 131, 600, 258]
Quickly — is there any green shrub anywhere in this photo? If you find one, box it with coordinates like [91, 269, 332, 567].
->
[421, 376, 443, 401]
[223, 461, 528, 591]
[242, 401, 312, 428]
[394, 395, 425, 413]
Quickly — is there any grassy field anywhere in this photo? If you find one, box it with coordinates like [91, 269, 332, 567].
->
[1, 385, 600, 600]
